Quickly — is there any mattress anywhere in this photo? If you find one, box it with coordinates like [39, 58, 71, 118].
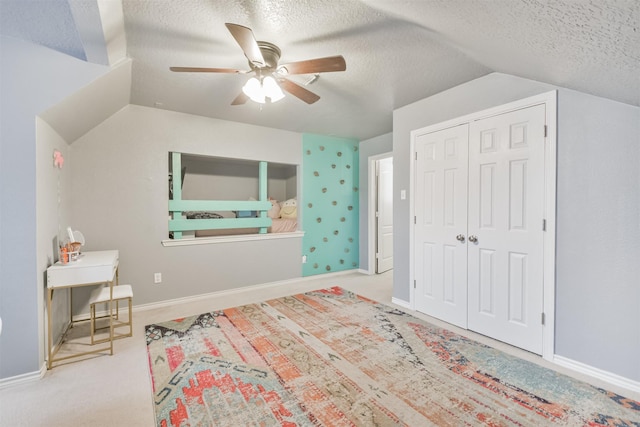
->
[193, 218, 298, 237]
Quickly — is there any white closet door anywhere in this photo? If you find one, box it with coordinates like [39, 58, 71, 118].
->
[467, 104, 546, 354]
[414, 124, 469, 328]
[376, 157, 394, 273]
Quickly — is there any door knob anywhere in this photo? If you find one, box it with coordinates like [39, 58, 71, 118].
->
[468, 235, 478, 243]
[456, 234, 465, 242]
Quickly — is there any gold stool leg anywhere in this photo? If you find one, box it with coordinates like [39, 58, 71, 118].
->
[90, 303, 95, 345]
[128, 297, 133, 337]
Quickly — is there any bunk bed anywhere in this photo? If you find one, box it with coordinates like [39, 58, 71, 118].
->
[168, 153, 297, 240]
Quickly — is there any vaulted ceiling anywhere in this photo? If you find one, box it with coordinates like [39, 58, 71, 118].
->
[2, 0, 638, 141]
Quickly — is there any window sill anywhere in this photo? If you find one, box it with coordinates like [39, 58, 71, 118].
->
[161, 231, 305, 247]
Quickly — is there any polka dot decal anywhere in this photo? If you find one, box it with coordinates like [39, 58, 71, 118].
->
[303, 134, 359, 277]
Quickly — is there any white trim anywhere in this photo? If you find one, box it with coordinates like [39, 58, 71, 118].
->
[0, 362, 46, 390]
[367, 152, 393, 275]
[409, 124, 416, 311]
[541, 91, 557, 361]
[132, 270, 362, 312]
[161, 231, 304, 247]
[72, 306, 131, 323]
[357, 268, 372, 275]
[409, 91, 558, 361]
[554, 355, 640, 394]
[75, 270, 366, 320]
[74, 270, 368, 321]
[76, 270, 367, 320]
[391, 297, 411, 310]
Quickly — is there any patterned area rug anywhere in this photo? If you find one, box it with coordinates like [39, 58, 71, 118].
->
[145, 287, 639, 426]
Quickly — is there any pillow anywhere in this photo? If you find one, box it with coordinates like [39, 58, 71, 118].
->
[267, 198, 281, 219]
[280, 198, 297, 219]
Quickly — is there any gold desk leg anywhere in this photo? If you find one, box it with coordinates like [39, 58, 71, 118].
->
[108, 267, 118, 356]
[111, 282, 114, 355]
[47, 287, 53, 370]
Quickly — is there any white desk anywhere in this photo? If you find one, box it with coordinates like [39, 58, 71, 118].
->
[46, 250, 119, 369]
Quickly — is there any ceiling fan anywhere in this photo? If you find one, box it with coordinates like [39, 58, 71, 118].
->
[170, 23, 346, 105]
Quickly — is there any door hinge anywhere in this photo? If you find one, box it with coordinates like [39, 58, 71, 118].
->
[544, 125, 548, 138]
[414, 216, 417, 224]
[415, 152, 418, 160]
[414, 279, 416, 289]
[541, 312, 545, 325]
[375, 211, 380, 218]
[375, 252, 380, 259]
[542, 219, 547, 231]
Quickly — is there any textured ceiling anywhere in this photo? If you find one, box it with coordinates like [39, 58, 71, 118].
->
[365, 0, 640, 107]
[1, 0, 86, 60]
[2, 0, 639, 141]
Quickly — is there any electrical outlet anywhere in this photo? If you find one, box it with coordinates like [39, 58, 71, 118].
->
[154, 273, 162, 284]
[302, 255, 307, 264]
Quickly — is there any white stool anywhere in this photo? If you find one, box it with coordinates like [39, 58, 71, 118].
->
[89, 284, 133, 344]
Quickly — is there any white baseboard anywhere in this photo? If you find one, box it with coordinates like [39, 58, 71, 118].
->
[0, 362, 46, 390]
[72, 303, 130, 322]
[133, 270, 364, 313]
[553, 354, 640, 394]
[73, 270, 365, 319]
[391, 297, 411, 309]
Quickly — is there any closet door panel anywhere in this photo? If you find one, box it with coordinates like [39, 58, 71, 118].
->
[414, 124, 469, 328]
[467, 104, 546, 355]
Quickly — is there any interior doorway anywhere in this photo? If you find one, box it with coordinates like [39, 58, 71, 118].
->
[368, 153, 393, 274]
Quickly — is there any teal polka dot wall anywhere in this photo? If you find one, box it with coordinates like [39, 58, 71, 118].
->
[302, 134, 359, 277]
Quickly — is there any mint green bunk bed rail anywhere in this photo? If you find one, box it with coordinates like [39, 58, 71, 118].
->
[169, 153, 272, 239]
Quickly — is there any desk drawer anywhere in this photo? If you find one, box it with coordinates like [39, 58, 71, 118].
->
[47, 250, 119, 288]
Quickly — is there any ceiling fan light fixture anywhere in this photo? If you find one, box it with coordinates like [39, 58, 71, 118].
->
[242, 75, 284, 104]
[263, 76, 284, 102]
[242, 77, 265, 103]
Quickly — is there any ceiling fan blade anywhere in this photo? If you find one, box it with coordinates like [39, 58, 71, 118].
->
[170, 67, 246, 73]
[231, 92, 249, 105]
[279, 79, 321, 104]
[279, 56, 346, 75]
[225, 23, 265, 67]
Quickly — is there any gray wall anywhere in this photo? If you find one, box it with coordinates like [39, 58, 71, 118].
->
[36, 118, 73, 368]
[0, 35, 108, 379]
[358, 133, 393, 272]
[555, 90, 640, 381]
[392, 72, 640, 382]
[68, 105, 304, 316]
[181, 156, 262, 201]
[181, 155, 297, 203]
